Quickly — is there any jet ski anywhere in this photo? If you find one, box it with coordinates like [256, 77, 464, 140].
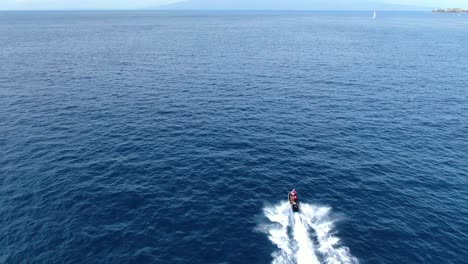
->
[288, 190, 300, 213]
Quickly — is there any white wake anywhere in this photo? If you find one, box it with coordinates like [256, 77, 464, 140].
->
[259, 202, 359, 264]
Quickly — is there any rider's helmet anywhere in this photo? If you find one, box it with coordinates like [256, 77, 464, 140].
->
[291, 189, 297, 195]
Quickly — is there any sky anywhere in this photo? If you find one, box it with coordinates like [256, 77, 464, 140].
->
[0, 0, 467, 11]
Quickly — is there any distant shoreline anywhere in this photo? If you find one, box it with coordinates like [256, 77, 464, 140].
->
[0, 9, 434, 12]
[433, 8, 468, 13]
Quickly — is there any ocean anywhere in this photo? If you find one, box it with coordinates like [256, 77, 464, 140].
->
[0, 11, 467, 264]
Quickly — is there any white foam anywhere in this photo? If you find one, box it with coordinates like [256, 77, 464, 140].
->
[260, 202, 359, 264]
[292, 213, 320, 264]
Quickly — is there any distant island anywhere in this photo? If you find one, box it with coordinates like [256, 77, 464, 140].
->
[433, 8, 468, 13]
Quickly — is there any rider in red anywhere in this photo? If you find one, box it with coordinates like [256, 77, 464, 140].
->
[291, 189, 298, 203]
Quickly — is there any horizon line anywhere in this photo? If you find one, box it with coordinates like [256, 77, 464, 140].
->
[0, 9, 433, 12]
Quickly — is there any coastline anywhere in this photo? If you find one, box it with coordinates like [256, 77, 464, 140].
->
[433, 8, 467, 13]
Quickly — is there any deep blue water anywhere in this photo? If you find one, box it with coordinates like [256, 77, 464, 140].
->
[1, 11, 467, 264]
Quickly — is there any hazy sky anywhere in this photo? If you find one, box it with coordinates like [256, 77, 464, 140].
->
[1, 0, 467, 10]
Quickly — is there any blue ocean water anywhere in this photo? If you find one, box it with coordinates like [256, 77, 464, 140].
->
[0, 11, 467, 263]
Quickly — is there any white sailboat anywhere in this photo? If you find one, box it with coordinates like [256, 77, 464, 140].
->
[372, 10, 377, 19]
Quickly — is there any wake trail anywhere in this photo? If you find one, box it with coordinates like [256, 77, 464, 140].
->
[293, 213, 320, 264]
[259, 202, 359, 264]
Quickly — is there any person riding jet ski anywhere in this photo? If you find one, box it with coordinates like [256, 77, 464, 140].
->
[290, 189, 298, 203]
[289, 189, 300, 212]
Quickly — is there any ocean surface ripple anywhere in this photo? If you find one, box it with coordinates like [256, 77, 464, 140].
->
[1, 11, 467, 263]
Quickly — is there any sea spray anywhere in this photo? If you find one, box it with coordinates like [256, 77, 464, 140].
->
[292, 213, 320, 264]
[260, 202, 358, 264]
